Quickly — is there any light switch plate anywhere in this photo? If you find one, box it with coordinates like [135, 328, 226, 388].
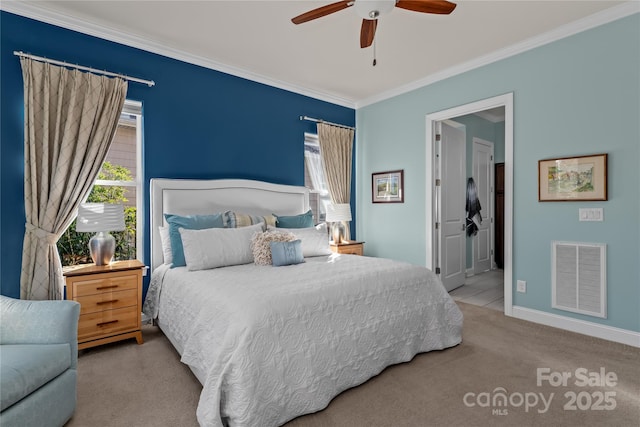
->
[579, 208, 603, 222]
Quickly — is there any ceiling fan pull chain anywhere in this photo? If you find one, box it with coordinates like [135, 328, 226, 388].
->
[373, 38, 377, 66]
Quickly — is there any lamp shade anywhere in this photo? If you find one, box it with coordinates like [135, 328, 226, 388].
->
[326, 203, 352, 222]
[76, 203, 125, 232]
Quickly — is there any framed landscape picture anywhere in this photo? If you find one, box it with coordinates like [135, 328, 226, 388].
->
[538, 154, 607, 201]
[372, 170, 404, 203]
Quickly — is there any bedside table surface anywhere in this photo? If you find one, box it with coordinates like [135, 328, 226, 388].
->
[331, 241, 364, 246]
[63, 259, 145, 277]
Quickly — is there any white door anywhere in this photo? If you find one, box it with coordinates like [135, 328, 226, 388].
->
[472, 138, 494, 274]
[439, 122, 466, 291]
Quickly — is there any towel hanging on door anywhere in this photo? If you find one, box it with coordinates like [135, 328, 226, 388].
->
[466, 177, 482, 237]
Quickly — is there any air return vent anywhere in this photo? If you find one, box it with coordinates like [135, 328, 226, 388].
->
[552, 241, 606, 318]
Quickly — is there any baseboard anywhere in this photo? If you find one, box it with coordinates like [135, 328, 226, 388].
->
[465, 268, 474, 277]
[511, 305, 640, 348]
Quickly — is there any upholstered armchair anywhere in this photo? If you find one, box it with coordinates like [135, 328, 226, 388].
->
[0, 295, 80, 426]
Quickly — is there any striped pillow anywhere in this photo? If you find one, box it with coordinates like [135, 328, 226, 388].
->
[225, 211, 276, 230]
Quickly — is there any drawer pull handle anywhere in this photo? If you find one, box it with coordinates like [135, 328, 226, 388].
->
[96, 320, 119, 327]
[96, 299, 119, 305]
[96, 285, 118, 290]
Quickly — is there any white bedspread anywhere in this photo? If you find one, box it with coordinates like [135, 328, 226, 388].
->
[144, 255, 463, 427]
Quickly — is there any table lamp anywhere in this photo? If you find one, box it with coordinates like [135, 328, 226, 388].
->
[76, 203, 125, 265]
[326, 203, 352, 244]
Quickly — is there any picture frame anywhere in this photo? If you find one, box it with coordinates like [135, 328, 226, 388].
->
[372, 170, 404, 203]
[538, 154, 607, 202]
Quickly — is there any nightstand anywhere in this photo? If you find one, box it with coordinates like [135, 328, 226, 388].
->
[64, 260, 145, 350]
[330, 241, 365, 256]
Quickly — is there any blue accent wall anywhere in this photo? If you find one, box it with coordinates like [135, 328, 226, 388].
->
[0, 11, 355, 299]
[356, 14, 639, 332]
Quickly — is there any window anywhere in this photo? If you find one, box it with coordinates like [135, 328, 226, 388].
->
[58, 100, 143, 265]
[304, 133, 331, 223]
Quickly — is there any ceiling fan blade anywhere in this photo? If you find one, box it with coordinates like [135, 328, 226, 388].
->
[360, 19, 377, 48]
[395, 0, 457, 15]
[292, 1, 353, 24]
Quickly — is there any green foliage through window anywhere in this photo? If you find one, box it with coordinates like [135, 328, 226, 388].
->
[58, 162, 136, 265]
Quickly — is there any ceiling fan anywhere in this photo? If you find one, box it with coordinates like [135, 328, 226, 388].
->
[292, 0, 457, 48]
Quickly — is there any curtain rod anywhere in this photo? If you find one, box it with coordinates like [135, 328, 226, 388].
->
[13, 51, 155, 87]
[300, 115, 355, 131]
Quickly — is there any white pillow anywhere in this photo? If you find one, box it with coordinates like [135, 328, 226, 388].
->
[179, 223, 263, 271]
[159, 226, 173, 265]
[280, 223, 331, 257]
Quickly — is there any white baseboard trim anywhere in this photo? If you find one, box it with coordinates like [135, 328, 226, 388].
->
[465, 268, 474, 277]
[511, 306, 640, 348]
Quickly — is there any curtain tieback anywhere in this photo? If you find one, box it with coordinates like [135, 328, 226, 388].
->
[25, 223, 57, 244]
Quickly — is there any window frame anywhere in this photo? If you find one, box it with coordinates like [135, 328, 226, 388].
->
[304, 132, 331, 223]
[93, 99, 143, 261]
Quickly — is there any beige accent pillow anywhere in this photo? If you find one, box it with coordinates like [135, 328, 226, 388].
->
[224, 211, 276, 229]
[251, 230, 296, 266]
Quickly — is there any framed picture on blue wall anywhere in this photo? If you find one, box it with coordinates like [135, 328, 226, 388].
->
[538, 153, 607, 201]
[372, 170, 404, 203]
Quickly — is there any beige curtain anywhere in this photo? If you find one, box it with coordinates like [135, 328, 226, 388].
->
[20, 58, 127, 300]
[317, 123, 354, 237]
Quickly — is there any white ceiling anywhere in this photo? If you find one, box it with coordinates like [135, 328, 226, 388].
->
[4, 1, 635, 108]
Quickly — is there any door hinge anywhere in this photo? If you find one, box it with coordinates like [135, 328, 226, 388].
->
[491, 249, 494, 255]
[435, 179, 441, 186]
[491, 155, 493, 161]
[435, 222, 440, 229]
[435, 267, 441, 274]
[435, 134, 441, 141]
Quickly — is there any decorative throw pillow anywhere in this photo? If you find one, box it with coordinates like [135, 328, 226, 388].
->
[225, 211, 276, 230]
[179, 223, 263, 271]
[251, 229, 296, 266]
[158, 226, 173, 265]
[270, 240, 305, 267]
[273, 210, 314, 228]
[164, 213, 225, 268]
[279, 223, 332, 257]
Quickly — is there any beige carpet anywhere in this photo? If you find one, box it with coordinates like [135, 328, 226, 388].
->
[67, 302, 640, 427]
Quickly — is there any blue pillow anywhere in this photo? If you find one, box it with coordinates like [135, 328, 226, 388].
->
[270, 240, 304, 267]
[164, 213, 224, 267]
[274, 210, 314, 228]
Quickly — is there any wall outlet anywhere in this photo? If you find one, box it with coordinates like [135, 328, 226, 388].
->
[517, 280, 527, 293]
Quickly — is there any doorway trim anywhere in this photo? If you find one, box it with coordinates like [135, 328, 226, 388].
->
[425, 93, 513, 316]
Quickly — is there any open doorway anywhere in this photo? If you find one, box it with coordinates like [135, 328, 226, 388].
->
[425, 93, 513, 316]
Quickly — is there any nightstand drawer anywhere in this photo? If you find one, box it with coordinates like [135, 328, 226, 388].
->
[78, 306, 139, 341]
[336, 245, 363, 255]
[71, 273, 138, 297]
[330, 241, 364, 256]
[76, 288, 138, 315]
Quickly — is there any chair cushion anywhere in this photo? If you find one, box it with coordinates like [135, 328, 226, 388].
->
[0, 344, 71, 411]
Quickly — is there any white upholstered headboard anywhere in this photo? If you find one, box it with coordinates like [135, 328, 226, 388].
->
[150, 178, 310, 271]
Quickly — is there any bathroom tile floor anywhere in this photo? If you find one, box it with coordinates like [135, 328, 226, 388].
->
[449, 269, 504, 312]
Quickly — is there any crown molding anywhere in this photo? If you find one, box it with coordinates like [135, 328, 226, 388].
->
[0, 0, 356, 109]
[355, 2, 640, 108]
[3, 1, 637, 111]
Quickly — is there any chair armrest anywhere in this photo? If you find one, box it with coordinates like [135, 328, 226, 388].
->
[0, 296, 80, 367]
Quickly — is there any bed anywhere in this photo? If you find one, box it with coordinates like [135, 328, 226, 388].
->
[144, 178, 463, 427]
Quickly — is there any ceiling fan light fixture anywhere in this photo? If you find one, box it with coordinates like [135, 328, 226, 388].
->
[354, 0, 395, 20]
